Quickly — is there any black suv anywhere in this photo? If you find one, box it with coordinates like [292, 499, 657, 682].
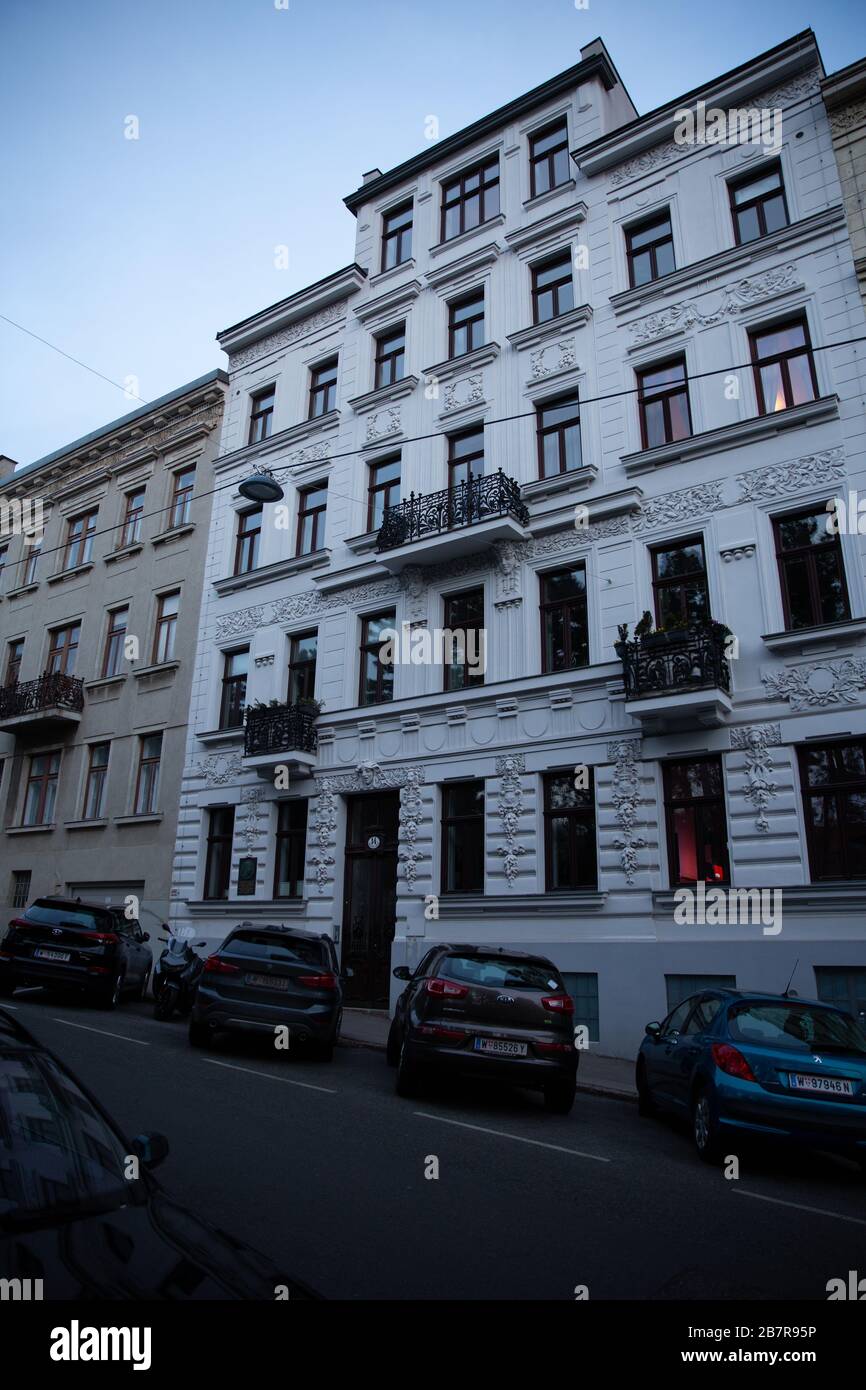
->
[0, 898, 152, 1009]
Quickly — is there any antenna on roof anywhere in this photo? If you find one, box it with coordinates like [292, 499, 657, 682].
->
[782, 958, 800, 998]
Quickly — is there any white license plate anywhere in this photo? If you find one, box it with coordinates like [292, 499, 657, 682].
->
[34, 948, 71, 963]
[246, 973, 289, 991]
[474, 1038, 528, 1057]
[789, 1072, 855, 1096]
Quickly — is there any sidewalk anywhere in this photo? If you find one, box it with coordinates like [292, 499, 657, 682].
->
[340, 1008, 637, 1100]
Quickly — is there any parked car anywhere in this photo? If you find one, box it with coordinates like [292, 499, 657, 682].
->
[189, 923, 343, 1060]
[636, 988, 866, 1166]
[387, 945, 578, 1113]
[0, 897, 152, 1009]
[0, 1006, 317, 1298]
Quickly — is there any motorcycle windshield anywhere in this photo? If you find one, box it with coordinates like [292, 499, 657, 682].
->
[167, 939, 188, 957]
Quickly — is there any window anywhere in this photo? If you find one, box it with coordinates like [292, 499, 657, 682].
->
[561, 972, 599, 1043]
[441, 158, 500, 241]
[367, 457, 401, 532]
[153, 591, 179, 664]
[0, 545, 7, 581]
[750, 318, 817, 414]
[11, 870, 31, 910]
[441, 782, 485, 893]
[47, 623, 80, 676]
[773, 506, 850, 630]
[540, 565, 588, 672]
[134, 733, 162, 816]
[532, 252, 574, 324]
[288, 630, 317, 705]
[448, 291, 484, 358]
[443, 587, 484, 692]
[83, 743, 110, 820]
[102, 607, 128, 678]
[448, 427, 484, 490]
[665, 975, 736, 1014]
[374, 324, 405, 389]
[537, 395, 582, 478]
[815, 967, 866, 1023]
[663, 757, 730, 886]
[637, 357, 692, 449]
[798, 740, 866, 881]
[23, 751, 61, 826]
[729, 161, 789, 245]
[651, 537, 710, 628]
[204, 807, 235, 900]
[62, 510, 97, 570]
[119, 489, 145, 548]
[359, 610, 395, 706]
[381, 201, 413, 271]
[626, 211, 675, 287]
[5, 639, 24, 685]
[170, 466, 196, 528]
[248, 386, 276, 445]
[234, 506, 262, 575]
[296, 483, 327, 556]
[309, 359, 338, 418]
[544, 770, 597, 889]
[529, 119, 569, 197]
[21, 539, 40, 586]
[219, 648, 248, 729]
[274, 800, 308, 898]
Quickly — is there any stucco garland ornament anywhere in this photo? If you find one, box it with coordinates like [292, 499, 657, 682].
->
[495, 754, 526, 886]
[607, 740, 647, 884]
[731, 724, 781, 833]
[397, 767, 425, 889]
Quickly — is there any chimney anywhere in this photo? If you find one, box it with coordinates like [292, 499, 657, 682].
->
[362, 168, 382, 185]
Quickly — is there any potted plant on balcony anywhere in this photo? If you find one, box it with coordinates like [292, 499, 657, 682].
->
[295, 696, 324, 717]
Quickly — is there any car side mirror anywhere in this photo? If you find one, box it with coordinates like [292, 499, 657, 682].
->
[645, 1022, 662, 1039]
[132, 1131, 170, 1169]
[393, 965, 412, 981]
[194, 940, 207, 949]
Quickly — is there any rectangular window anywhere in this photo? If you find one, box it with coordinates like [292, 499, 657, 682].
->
[11, 870, 31, 910]
[530, 119, 570, 198]
[750, 318, 817, 414]
[119, 489, 145, 548]
[374, 324, 405, 389]
[309, 359, 338, 418]
[153, 591, 179, 664]
[367, 457, 401, 532]
[381, 201, 413, 271]
[637, 357, 692, 449]
[443, 587, 484, 692]
[441, 158, 500, 241]
[296, 483, 327, 556]
[441, 781, 485, 893]
[626, 211, 675, 287]
[544, 770, 597, 890]
[448, 291, 484, 358]
[22, 540, 40, 586]
[274, 800, 308, 899]
[814, 967, 866, 1023]
[62, 510, 97, 570]
[47, 623, 80, 676]
[170, 465, 196, 529]
[359, 610, 395, 707]
[219, 648, 249, 729]
[540, 565, 588, 673]
[532, 252, 574, 324]
[0, 545, 7, 581]
[561, 972, 599, 1043]
[288, 630, 317, 704]
[663, 757, 730, 886]
[537, 395, 582, 478]
[134, 733, 162, 816]
[102, 606, 129, 678]
[651, 537, 710, 628]
[448, 427, 484, 491]
[234, 506, 262, 575]
[665, 974, 736, 1014]
[773, 506, 850, 630]
[83, 742, 110, 820]
[23, 751, 61, 826]
[729, 161, 789, 245]
[5, 639, 24, 685]
[798, 740, 866, 882]
[204, 807, 235, 900]
[248, 386, 276, 445]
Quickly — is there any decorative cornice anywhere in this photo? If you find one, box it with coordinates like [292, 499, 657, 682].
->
[626, 264, 801, 347]
[762, 659, 866, 709]
[227, 300, 350, 370]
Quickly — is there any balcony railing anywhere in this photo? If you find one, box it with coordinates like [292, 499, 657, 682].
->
[244, 703, 318, 759]
[376, 469, 529, 552]
[0, 672, 85, 721]
[617, 624, 732, 702]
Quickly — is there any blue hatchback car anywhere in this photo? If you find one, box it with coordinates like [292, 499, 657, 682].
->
[636, 988, 866, 1166]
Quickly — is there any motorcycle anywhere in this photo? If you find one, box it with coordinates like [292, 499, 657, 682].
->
[152, 929, 207, 1020]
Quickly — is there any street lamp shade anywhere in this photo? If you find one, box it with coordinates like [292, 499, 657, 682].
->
[238, 469, 284, 504]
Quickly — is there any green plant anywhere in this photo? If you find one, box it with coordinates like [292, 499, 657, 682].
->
[634, 610, 654, 641]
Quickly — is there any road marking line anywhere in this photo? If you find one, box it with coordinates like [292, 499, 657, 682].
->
[200, 1057, 337, 1094]
[50, 1018, 151, 1045]
[735, 1188, 866, 1227]
[413, 1111, 611, 1162]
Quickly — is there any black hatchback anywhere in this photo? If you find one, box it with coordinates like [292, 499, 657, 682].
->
[0, 898, 152, 1009]
[387, 945, 579, 1113]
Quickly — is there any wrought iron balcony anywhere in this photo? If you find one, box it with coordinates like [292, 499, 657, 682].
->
[375, 469, 529, 570]
[0, 672, 85, 734]
[617, 623, 732, 732]
[243, 703, 318, 776]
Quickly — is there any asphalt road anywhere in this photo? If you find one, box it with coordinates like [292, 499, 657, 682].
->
[5, 988, 866, 1301]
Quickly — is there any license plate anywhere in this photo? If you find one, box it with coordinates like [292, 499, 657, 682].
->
[474, 1038, 527, 1057]
[34, 948, 71, 963]
[789, 1072, 855, 1096]
[245, 973, 289, 991]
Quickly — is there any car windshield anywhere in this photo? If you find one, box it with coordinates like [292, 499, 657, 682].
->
[728, 1002, 866, 1056]
[439, 956, 562, 991]
[23, 903, 110, 932]
[222, 932, 328, 966]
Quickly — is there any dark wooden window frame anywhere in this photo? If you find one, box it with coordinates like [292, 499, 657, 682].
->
[120, 489, 145, 548]
[443, 587, 485, 692]
[529, 118, 570, 198]
[83, 742, 110, 820]
[358, 610, 396, 707]
[248, 386, 276, 445]
[47, 623, 80, 676]
[381, 201, 413, 271]
[448, 290, 485, 359]
[531, 252, 574, 324]
[447, 427, 484, 490]
[440, 158, 500, 242]
[367, 457, 401, 532]
[440, 780, 485, 894]
[102, 606, 128, 678]
[373, 323, 406, 389]
[749, 316, 819, 415]
[729, 159, 789, 246]
[273, 799, 308, 899]
[204, 806, 234, 900]
[543, 769, 598, 891]
[798, 739, 866, 882]
[134, 734, 162, 816]
[24, 751, 61, 826]
[296, 483, 327, 557]
[772, 505, 851, 631]
[6, 639, 24, 685]
[650, 536, 710, 628]
[219, 647, 249, 729]
[62, 510, 97, 571]
[540, 565, 589, 674]
[536, 394, 582, 478]
[288, 630, 318, 704]
[308, 358, 338, 419]
[170, 466, 196, 529]
[637, 355, 693, 449]
[152, 591, 179, 664]
[234, 506, 262, 575]
[662, 756, 731, 887]
[625, 210, 675, 288]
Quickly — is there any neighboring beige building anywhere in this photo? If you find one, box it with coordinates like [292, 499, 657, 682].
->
[0, 370, 227, 928]
[823, 58, 866, 305]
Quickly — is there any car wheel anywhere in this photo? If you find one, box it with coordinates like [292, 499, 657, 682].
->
[691, 1085, 722, 1163]
[100, 971, 124, 1011]
[188, 1018, 211, 1048]
[543, 1080, 576, 1115]
[386, 1019, 401, 1067]
[636, 1060, 656, 1117]
[395, 1039, 423, 1097]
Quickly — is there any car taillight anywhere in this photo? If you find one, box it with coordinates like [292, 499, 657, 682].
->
[297, 973, 338, 990]
[425, 977, 469, 998]
[535, 1039, 574, 1053]
[417, 1024, 467, 1041]
[204, 955, 241, 975]
[0, 950, 13, 959]
[542, 994, 574, 1013]
[712, 1042, 757, 1083]
[89, 933, 119, 944]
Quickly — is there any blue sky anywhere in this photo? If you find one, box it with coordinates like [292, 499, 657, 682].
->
[2, 0, 864, 464]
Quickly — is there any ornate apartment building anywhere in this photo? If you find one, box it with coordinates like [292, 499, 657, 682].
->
[169, 30, 866, 1057]
[0, 371, 227, 927]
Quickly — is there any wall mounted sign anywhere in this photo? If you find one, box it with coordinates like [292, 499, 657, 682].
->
[238, 856, 257, 895]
